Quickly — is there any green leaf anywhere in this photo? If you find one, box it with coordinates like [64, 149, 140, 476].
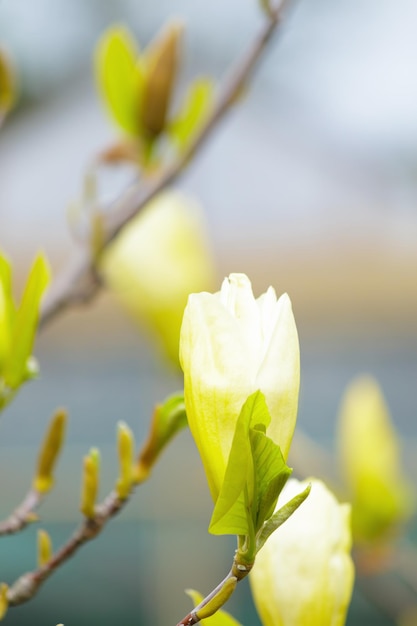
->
[3, 254, 50, 389]
[168, 78, 214, 152]
[136, 392, 187, 479]
[185, 589, 243, 626]
[153, 392, 188, 454]
[209, 391, 269, 536]
[256, 483, 311, 554]
[95, 26, 142, 136]
[249, 429, 291, 531]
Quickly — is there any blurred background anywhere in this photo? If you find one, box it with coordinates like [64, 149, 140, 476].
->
[1, 0, 417, 624]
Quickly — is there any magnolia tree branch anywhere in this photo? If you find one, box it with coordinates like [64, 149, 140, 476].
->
[7, 489, 128, 607]
[39, 0, 292, 330]
[0, 489, 43, 536]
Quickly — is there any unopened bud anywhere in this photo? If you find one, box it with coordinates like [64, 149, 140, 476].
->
[116, 422, 135, 500]
[34, 410, 67, 494]
[80, 448, 100, 518]
[141, 21, 183, 139]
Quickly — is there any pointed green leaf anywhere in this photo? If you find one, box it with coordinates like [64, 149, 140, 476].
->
[153, 392, 188, 454]
[95, 26, 142, 136]
[249, 429, 291, 531]
[185, 589, 243, 626]
[4, 254, 50, 389]
[256, 483, 311, 554]
[136, 392, 187, 480]
[168, 78, 214, 152]
[209, 391, 271, 536]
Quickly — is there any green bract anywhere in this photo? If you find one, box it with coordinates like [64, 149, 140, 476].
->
[209, 391, 291, 540]
[0, 253, 50, 411]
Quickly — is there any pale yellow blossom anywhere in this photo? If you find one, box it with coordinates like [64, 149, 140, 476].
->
[250, 478, 354, 626]
[180, 273, 299, 501]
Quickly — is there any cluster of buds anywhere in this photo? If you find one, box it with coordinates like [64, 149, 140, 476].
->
[95, 23, 213, 166]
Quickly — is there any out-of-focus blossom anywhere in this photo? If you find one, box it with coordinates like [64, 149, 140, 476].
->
[180, 273, 299, 501]
[250, 478, 354, 626]
[101, 190, 215, 366]
[337, 376, 414, 544]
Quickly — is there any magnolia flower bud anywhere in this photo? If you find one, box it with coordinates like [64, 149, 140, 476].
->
[337, 376, 414, 544]
[250, 478, 354, 626]
[141, 21, 182, 140]
[180, 273, 299, 501]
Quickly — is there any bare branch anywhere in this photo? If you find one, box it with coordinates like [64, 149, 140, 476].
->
[39, 0, 292, 330]
[7, 490, 126, 607]
[0, 489, 42, 536]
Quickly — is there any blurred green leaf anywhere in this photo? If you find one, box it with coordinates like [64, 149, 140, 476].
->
[169, 78, 214, 152]
[136, 392, 187, 481]
[4, 254, 50, 388]
[95, 26, 143, 136]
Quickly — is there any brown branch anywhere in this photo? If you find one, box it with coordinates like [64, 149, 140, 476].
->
[0, 489, 43, 536]
[5, 411, 168, 606]
[6, 490, 126, 607]
[39, 0, 292, 330]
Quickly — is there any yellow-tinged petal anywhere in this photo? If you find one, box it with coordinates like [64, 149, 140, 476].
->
[180, 273, 299, 501]
[337, 376, 414, 544]
[250, 478, 354, 626]
[33, 409, 67, 493]
[101, 190, 215, 366]
[37, 529, 53, 567]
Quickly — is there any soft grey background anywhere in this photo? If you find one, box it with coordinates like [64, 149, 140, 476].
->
[1, 0, 417, 624]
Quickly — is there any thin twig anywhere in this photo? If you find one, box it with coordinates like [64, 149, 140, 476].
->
[39, 0, 292, 330]
[0, 489, 43, 536]
[7, 490, 126, 606]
